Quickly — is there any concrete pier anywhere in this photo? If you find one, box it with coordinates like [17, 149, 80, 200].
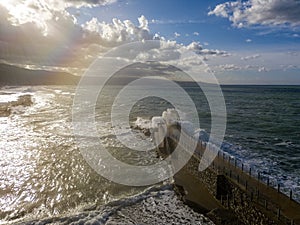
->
[154, 123, 300, 225]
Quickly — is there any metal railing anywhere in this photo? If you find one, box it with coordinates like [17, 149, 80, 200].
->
[161, 126, 300, 225]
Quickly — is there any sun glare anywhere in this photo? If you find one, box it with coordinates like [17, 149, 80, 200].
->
[0, 0, 50, 36]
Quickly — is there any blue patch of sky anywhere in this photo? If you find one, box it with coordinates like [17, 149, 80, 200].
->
[67, 0, 300, 51]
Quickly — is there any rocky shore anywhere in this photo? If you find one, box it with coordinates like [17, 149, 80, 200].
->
[0, 94, 33, 117]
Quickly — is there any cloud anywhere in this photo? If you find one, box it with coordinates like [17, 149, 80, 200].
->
[82, 15, 153, 46]
[218, 64, 241, 71]
[0, 3, 116, 72]
[258, 66, 269, 72]
[0, 11, 155, 72]
[65, 0, 117, 8]
[0, 1, 228, 76]
[186, 42, 229, 56]
[245, 39, 252, 43]
[208, 0, 300, 28]
[193, 32, 199, 36]
[0, 0, 117, 36]
[174, 32, 181, 38]
[0, 0, 231, 78]
[241, 54, 260, 61]
[150, 19, 205, 25]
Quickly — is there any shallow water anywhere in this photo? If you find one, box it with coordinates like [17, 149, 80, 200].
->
[0, 86, 158, 223]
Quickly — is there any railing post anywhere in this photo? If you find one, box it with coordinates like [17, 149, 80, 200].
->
[267, 177, 270, 186]
[245, 180, 248, 190]
[264, 199, 268, 209]
[227, 194, 229, 208]
[277, 184, 280, 193]
[234, 158, 237, 168]
[277, 208, 281, 219]
[258, 172, 260, 180]
[242, 163, 244, 172]
[290, 190, 293, 200]
[249, 167, 252, 176]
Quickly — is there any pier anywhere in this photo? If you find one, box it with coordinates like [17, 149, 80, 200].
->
[154, 123, 300, 225]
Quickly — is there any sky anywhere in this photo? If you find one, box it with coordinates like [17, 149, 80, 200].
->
[0, 0, 300, 84]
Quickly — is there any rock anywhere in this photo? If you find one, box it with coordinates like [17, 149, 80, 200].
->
[11, 94, 33, 107]
[142, 128, 151, 136]
[0, 94, 33, 117]
[130, 125, 151, 137]
[0, 105, 11, 117]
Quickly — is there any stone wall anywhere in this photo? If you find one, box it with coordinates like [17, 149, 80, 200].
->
[178, 154, 279, 225]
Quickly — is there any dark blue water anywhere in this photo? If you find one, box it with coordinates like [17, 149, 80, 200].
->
[131, 84, 300, 199]
[221, 86, 300, 196]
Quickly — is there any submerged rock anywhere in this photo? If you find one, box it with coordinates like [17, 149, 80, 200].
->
[0, 94, 33, 117]
[0, 105, 11, 117]
[12, 94, 33, 107]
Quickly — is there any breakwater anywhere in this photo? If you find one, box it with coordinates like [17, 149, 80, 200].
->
[154, 123, 300, 225]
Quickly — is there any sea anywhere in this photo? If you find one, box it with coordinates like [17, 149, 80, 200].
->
[0, 84, 299, 224]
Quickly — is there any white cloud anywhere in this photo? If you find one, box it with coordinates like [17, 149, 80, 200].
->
[65, 0, 117, 8]
[241, 54, 260, 61]
[174, 32, 181, 38]
[209, 0, 300, 28]
[218, 64, 241, 71]
[138, 15, 149, 31]
[82, 15, 153, 45]
[209, 50, 300, 76]
[258, 66, 269, 72]
[0, 0, 117, 36]
[186, 42, 229, 56]
[193, 32, 199, 36]
[0, 1, 228, 75]
[245, 39, 252, 43]
[149, 19, 205, 25]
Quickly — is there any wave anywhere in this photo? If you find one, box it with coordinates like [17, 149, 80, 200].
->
[19, 184, 213, 225]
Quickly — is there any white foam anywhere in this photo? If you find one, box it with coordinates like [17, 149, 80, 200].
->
[162, 108, 180, 126]
[134, 117, 152, 130]
[151, 116, 165, 127]
[24, 185, 214, 225]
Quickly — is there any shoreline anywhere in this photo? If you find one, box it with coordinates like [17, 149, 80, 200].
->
[12, 184, 214, 225]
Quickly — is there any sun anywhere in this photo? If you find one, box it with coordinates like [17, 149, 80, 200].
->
[0, 0, 51, 36]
